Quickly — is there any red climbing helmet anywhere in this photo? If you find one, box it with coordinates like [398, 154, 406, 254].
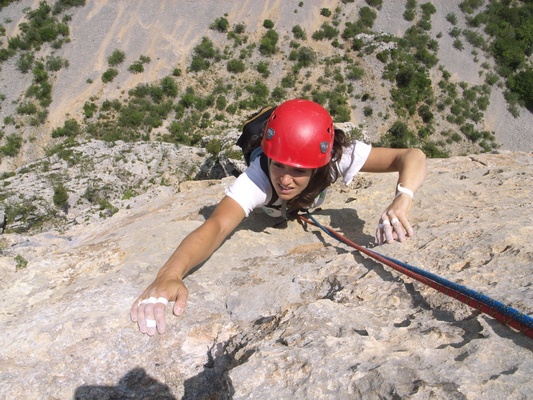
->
[261, 99, 335, 168]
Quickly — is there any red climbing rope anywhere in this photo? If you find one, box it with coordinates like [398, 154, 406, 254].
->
[298, 214, 533, 339]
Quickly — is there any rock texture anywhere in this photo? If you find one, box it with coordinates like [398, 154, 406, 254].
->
[1, 151, 532, 399]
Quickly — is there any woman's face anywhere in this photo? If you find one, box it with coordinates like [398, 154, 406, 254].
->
[269, 160, 313, 200]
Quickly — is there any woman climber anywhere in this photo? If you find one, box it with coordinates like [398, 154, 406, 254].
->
[131, 98, 427, 335]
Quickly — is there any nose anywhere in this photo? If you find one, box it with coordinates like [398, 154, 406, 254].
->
[280, 172, 293, 186]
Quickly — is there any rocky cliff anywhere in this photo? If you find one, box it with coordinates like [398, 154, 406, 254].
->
[1, 0, 532, 398]
[0, 150, 532, 399]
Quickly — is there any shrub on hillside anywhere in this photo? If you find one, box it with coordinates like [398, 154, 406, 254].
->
[259, 29, 279, 55]
[51, 119, 80, 138]
[107, 49, 125, 66]
[102, 68, 118, 83]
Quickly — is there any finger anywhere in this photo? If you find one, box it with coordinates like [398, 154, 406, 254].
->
[402, 218, 414, 237]
[173, 286, 189, 316]
[130, 299, 140, 322]
[143, 303, 157, 336]
[375, 227, 383, 245]
[382, 219, 393, 243]
[391, 217, 406, 242]
[137, 302, 148, 334]
[154, 297, 168, 334]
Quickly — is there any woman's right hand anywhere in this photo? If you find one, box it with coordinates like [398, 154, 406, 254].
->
[130, 275, 189, 336]
[130, 196, 246, 336]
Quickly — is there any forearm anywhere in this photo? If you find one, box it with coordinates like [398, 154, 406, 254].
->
[155, 196, 245, 281]
[395, 148, 426, 195]
[157, 220, 228, 280]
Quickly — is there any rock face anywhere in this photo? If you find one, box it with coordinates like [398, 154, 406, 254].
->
[0, 151, 532, 399]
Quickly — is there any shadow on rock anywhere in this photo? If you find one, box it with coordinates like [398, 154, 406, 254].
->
[182, 341, 254, 400]
[74, 368, 176, 400]
[183, 316, 280, 399]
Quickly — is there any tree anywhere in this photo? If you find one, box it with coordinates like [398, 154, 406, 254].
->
[510, 68, 533, 111]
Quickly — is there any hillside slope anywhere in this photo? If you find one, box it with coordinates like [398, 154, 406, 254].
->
[0, 0, 532, 172]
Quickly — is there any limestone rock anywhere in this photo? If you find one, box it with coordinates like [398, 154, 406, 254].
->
[0, 152, 532, 399]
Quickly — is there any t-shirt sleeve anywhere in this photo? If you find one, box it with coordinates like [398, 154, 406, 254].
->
[225, 157, 272, 217]
[336, 141, 372, 185]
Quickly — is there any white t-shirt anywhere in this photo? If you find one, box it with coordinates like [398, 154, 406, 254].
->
[226, 140, 372, 217]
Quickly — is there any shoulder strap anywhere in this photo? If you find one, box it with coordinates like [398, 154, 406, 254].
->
[237, 106, 276, 165]
[259, 152, 279, 207]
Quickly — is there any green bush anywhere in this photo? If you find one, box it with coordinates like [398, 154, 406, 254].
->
[160, 76, 178, 97]
[53, 184, 69, 209]
[381, 121, 419, 148]
[16, 52, 34, 73]
[263, 19, 274, 29]
[194, 37, 216, 59]
[292, 25, 306, 40]
[359, 6, 377, 28]
[102, 68, 118, 82]
[271, 86, 285, 102]
[211, 17, 229, 33]
[509, 69, 533, 111]
[51, 118, 80, 138]
[388, 63, 432, 116]
[459, 0, 485, 14]
[45, 55, 67, 71]
[365, 0, 383, 9]
[206, 138, 222, 155]
[128, 62, 144, 74]
[422, 142, 448, 158]
[293, 46, 317, 68]
[227, 58, 245, 73]
[418, 104, 434, 123]
[83, 101, 97, 118]
[446, 13, 458, 25]
[320, 8, 332, 17]
[256, 61, 270, 77]
[376, 50, 389, 63]
[215, 95, 227, 110]
[403, 9, 415, 21]
[17, 101, 38, 115]
[15, 254, 29, 270]
[312, 22, 339, 41]
[259, 29, 279, 55]
[107, 49, 125, 66]
[0, 134, 23, 156]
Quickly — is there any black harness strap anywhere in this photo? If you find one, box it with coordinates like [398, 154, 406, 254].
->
[259, 153, 279, 207]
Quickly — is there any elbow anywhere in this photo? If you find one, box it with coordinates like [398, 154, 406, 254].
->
[412, 148, 427, 162]
[414, 148, 427, 180]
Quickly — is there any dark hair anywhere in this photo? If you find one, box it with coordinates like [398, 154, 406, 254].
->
[287, 128, 351, 211]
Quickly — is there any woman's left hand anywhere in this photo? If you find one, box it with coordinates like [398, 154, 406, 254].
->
[375, 193, 414, 245]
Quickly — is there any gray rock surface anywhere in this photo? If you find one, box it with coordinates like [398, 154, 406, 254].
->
[1, 152, 532, 399]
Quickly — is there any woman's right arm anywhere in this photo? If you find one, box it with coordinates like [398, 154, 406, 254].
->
[130, 195, 246, 335]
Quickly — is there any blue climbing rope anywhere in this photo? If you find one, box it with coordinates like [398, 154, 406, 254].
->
[300, 212, 533, 338]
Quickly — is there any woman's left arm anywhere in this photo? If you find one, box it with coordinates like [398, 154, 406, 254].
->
[360, 147, 427, 244]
